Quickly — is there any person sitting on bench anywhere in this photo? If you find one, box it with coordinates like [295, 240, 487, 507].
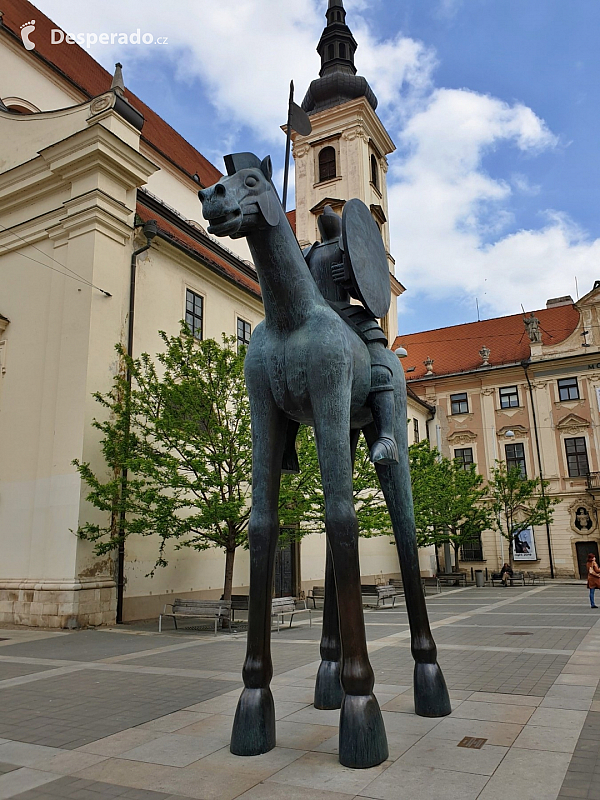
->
[500, 563, 513, 587]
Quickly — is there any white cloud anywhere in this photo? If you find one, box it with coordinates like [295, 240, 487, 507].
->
[35, 0, 600, 319]
[387, 87, 600, 317]
[35, 0, 433, 144]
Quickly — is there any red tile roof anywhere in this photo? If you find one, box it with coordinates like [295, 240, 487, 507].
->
[393, 303, 580, 379]
[286, 209, 296, 234]
[136, 200, 261, 300]
[0, 0, 221, 188]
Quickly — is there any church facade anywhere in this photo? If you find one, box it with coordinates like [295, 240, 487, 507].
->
[0, 0, 427, 627]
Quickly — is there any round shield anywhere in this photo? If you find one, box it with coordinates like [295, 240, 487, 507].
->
[341, 199, 391, 319]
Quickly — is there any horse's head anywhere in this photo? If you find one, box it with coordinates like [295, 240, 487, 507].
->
[198, 152, 281, 239]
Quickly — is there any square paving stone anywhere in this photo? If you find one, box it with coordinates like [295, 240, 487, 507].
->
[357, 763, 489, 800]
[390, 736, 508, 776]
[478, 747, 571, 800]
[513, 725, 580, 753]
[265, 751, 389, 795]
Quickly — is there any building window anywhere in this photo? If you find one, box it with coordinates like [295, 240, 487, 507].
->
[499, 385, 519, 409]
[558, 377, 579, 401]
[185, 288, 203, 339]
[370, 154, 379, 190]
[454, 448, 474, 470]
[237, 318, 251, 349]
[460, 534, 484, 562]
[565, 437, 589, 477]
[339, 43, 346, 59]
[505, 442, 526, 477]
[327, 43, 335, 60]
[318, 146, 336, 182]
[450, 392, 468, 415]
[413, 418, 419, 443]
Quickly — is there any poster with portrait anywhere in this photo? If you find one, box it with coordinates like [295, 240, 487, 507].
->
[512, 528, 537, 561]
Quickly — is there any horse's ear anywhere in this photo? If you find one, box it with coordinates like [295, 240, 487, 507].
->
[257, 185, 280, 227]
[260, 155, 273, 181]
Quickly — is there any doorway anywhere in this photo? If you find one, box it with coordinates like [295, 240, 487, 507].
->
[576, 541, 599, 579]
[274, 535, 300, 597]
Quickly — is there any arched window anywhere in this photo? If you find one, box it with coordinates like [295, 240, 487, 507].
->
[370, 154, 379, 189]
[318, 147, 336, 182]
[327, 43, 335, 60]
[339, 43, 346, 59]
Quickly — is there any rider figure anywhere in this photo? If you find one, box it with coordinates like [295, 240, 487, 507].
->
[304, 205, 399, 465]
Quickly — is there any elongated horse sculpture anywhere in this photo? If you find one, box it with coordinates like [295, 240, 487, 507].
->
[199, 153, 450, 769]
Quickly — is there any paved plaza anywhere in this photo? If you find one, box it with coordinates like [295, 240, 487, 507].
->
[0, 584, 599, 799]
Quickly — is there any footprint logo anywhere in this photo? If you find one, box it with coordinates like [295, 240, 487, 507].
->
[20, 20, 36, 51]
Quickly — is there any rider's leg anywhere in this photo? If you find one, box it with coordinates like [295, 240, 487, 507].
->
[367, 357, 399, 465]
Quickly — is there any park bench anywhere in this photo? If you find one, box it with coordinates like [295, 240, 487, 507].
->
[272, 596, 312, 631]
[307, 585, 325, 608]
[421, 576, 441, 594]
[230, 595, 249, 621]
[361, 584, 403, 608]
[158, 598, 232, 634]
[491, 571, 525, 587]
[526, 571, 546, 586]
[437, 573, 467, 587]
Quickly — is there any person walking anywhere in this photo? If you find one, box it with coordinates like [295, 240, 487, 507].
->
[586, 554, 600, 608]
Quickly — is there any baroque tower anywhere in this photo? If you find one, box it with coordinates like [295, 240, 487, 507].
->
[292, 0, 402, 340]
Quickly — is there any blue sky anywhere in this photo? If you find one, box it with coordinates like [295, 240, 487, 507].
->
[35, 0, 600, 334]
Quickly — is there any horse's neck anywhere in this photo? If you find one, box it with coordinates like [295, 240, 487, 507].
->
[247, 209, 326, 332]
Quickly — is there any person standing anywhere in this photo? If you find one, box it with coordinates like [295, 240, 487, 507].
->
[586, 554, 600, 608]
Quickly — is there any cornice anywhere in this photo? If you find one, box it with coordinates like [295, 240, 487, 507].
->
[39, 124, 158, 189]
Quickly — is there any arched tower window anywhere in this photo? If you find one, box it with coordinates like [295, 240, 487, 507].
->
[319, 146, 337, 182]
[327, 43, 335, 60]
[370, 154, 379, 190]
[338, 43, 346, 59]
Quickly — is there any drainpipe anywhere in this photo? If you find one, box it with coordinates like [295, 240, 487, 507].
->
[522, 359, 555, 579]
[116, 219, 158, 624]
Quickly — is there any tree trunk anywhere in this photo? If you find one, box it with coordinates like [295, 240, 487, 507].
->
[453, 541, 461, 573]
[223, 547, 236, 603]
[222, 546, 236, 631]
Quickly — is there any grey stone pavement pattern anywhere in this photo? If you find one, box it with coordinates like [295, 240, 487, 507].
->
[0, 585, 599, 799]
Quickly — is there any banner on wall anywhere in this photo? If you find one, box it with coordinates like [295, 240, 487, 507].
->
[512, 528, 537, 561]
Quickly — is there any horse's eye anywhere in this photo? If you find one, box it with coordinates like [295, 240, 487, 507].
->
[245, 175, 258, 187]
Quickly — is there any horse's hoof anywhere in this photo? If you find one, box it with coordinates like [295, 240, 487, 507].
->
[339, 693, 388, 768]
[370, 437, 399, 465]
[414, 662, 451, 717]
[230, 688, 276, 755]
[314, 660, 343, 710]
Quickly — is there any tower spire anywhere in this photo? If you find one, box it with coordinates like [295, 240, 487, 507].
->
[302, 0, 377, 114]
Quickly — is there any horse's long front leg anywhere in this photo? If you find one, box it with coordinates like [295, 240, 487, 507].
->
[313, 407, 388, 768]
[314, 543, 343, 709]
[230, 392, 287, 756]
[314, 429, 360, 710]
[364, 418, 451, 718]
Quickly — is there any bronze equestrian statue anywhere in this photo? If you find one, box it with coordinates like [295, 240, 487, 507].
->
[199, 152, 450, 769]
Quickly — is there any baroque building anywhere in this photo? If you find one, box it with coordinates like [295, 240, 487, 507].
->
[0, 0, 422, 627]
[395, 288, 600, 579]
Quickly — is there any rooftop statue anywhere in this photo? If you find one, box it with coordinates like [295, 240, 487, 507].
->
[199, 152, 450, 769]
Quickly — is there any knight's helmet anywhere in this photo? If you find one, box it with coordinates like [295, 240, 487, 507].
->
[317, 205, 342, 243]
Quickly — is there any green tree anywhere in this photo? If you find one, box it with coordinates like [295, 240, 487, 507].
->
[75, 328, 389, 604]
[409, 440, 493, 569]
[279, 426, 389, 539]
[487, 461, 558, 566]
[75, 330, 256, 603]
